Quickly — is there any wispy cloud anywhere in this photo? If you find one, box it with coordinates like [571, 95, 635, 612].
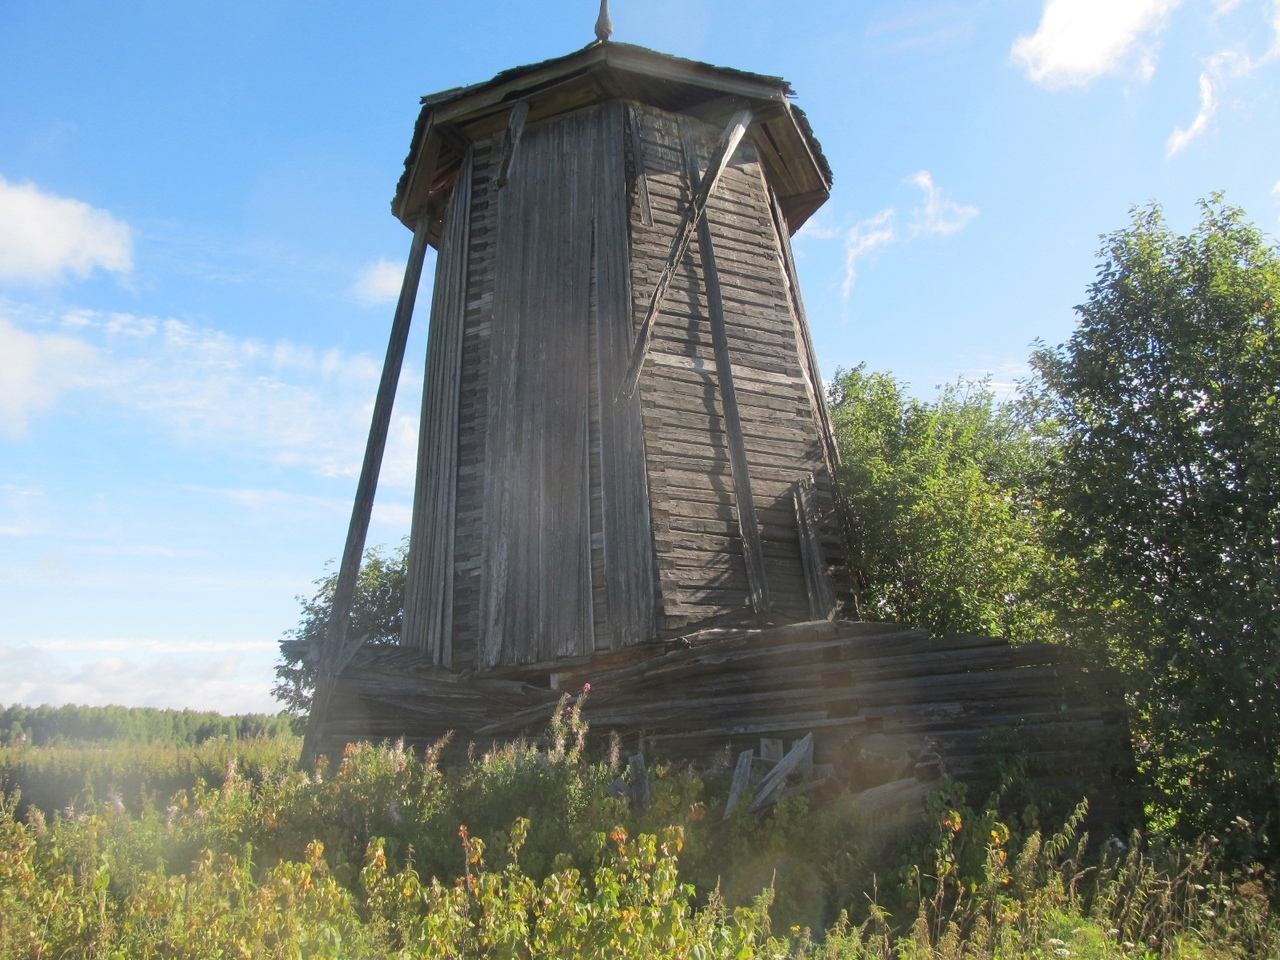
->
[4, 309, 421, 486]
[826, 172, 978, 303]
[1012, 0, 1181, 88]
[351, 259, 404, 305]
[0, 317, 97, 437]
[1167, 6, 1280, 155]
[905, 171, 979, 236]
[0, 175, 133, 284]
[842, 209, 896, 299]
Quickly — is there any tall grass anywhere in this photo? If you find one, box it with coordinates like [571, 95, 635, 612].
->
[1, 701, 1274, 958]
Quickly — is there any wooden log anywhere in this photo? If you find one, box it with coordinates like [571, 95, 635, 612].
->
[619, 108, 753, 399]
[680, 117, 770, 614]
[301, 211, 432, 769]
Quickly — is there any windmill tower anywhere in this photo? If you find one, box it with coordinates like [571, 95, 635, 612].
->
[298, 19, 1133, 811]
[386, 38, 849, 674]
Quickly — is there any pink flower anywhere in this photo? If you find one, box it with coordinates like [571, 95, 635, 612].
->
[582, 683, 591, 693]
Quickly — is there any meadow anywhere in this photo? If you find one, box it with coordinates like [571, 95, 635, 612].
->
[2, 696, 1275, 959]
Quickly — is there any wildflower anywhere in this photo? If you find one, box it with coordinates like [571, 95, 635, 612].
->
[582, 682, 591, 693]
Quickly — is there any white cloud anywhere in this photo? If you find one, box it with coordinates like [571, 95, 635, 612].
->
[906, 171, 979, 236]
[4, 310, 421, 485]
[0, 175, 133, 284]
[351, 259, 404, 305]
[1012, 0, 1181, 87]
[0, 640, 278, 713]
[1167, 11, 1279, 156]
[0, 316, 97, 437]
[1167, 71, 1219, 154]
[841, 209, 896, 299]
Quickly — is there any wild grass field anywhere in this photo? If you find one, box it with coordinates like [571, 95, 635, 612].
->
[2, 697, 1275, 959]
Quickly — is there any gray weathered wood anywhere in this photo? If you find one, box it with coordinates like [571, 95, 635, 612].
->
[794, 474, 837, 620]
[724, 748, 755, 819]
[495, 101, 529, 189]
[483, 110, 597, 666]
[401, 150, 474, 664]
[749, 732, 813, 813]
[626, 103, 654, 226]
[618, 108, 753, 399]
[301, 212, 432, 768]
[595, 102, 657, 646]
[682, 117, 770, 614]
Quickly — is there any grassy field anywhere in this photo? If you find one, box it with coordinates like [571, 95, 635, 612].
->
[1, 700, 1275, 958]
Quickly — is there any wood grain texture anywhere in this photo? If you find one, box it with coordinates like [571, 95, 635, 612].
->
[595, 101, 658, 647]
[680, 116, 770, 614]
[482, 109, 599, 666]
[401, 150, 474, 664]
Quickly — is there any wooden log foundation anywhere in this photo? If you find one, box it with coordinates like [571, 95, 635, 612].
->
[294, 618, 1134, 825]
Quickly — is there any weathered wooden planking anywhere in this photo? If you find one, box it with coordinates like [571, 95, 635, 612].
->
[681, 116, 770, 614]
[450, 140, 501, 667]
[794, 475, 838, 620]
[482, 110, 598, 666]
[595, 101, 658, 648]
[620, 108, 754, 399]
[401, 150, 474, 664]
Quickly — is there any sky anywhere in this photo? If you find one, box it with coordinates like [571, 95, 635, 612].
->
[2, 0, 1278, 715]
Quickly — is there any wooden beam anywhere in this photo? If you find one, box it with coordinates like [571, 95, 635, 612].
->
[680, 118, 769, 614]
[618, 107, 753, 400]
[794, 474, 837, 620]
[300, 213, 432, 769]
[495, 101, 529, 189]
[626, 104, 653, 227]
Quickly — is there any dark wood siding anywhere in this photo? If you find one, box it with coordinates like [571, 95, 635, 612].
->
[400, 150, 473, 663]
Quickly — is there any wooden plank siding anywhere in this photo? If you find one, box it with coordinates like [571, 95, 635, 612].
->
[404, 100, 848, 667]
[482, 109, 599, 666]
[629, 105, 843, 631]
[400, 151, 474, 664]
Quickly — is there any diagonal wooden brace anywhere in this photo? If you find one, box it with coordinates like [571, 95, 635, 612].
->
[616, 107, 753, 400]
[300, 213, 432, 769]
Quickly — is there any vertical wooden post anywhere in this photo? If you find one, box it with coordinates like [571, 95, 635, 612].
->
[680, 118, 769, 613]
[301, 213, 433, 768]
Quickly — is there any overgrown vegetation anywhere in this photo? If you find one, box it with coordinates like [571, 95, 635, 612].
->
[829, 198, 1280, 884]
[2, 702, 1275, 958]
[0, 703, 294, 748]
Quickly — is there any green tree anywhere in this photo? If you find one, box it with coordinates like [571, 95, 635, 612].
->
[273, 540, 409, 719]
[1033, 197, 1280, 867]
[829, 365, 1064, 643]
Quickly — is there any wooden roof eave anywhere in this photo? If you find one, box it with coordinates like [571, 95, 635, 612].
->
[392, 42, 832, 235]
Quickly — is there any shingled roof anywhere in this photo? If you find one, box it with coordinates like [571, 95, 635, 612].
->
[392, 40, 833, 238]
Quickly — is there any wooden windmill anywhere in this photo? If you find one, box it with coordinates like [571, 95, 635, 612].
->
[299, 14, 1130, 818]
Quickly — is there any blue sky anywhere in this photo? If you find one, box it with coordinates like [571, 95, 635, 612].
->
[2, 0, 1278, 713]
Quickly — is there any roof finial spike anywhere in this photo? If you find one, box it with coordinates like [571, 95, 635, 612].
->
[594, 0, 614, 43]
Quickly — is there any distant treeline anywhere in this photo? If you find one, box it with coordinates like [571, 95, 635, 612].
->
[0, 703, 296, 746]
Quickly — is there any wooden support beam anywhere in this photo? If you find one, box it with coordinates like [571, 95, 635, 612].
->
[794, 474, 837, 620]
[680, 118, 769, 614]
[626, 103, 653, 226]
[301, 213, 432, 769]
[495, 101, 529, 189]
[618, 107, 752, 400]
